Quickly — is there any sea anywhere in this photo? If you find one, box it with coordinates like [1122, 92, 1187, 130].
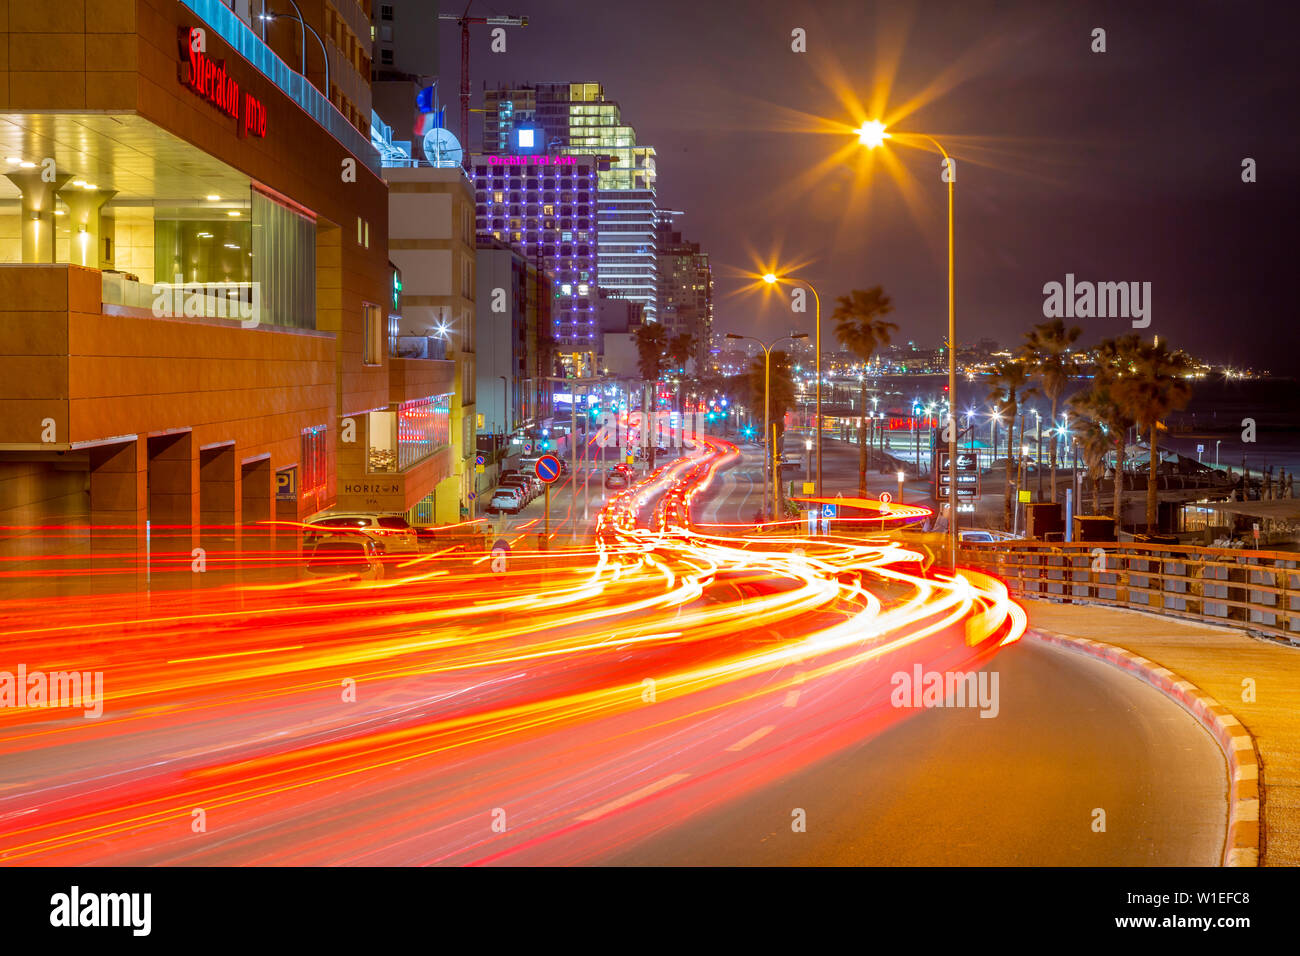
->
[835, 374, 1300, 478]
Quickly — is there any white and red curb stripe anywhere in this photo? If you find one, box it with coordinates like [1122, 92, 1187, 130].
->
[1030, 628, 1261, 867]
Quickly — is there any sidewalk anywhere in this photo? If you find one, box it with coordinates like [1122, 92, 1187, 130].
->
[1024, 599, 1300, 866]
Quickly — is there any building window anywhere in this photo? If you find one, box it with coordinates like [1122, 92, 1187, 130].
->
[363, 303, 382, 365]
[368, 395, 452, 472]
[380, 4, 393, 19]
[302, 427, 328, 497]
[380, 48, 393, 65]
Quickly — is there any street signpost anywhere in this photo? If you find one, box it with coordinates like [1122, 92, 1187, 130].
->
[536, 454, 561, 538]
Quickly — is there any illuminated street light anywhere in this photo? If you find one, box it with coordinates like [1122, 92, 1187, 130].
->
[854, 119, 891, 149]
[858, 119, 959, 566]
[727, 331, 808, 521]
[760, 271, 825, 498]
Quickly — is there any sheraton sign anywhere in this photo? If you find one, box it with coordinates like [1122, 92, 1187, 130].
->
[177, 27, 267, 139]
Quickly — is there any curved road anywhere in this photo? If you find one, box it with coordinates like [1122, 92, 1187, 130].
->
[603, 638, 1227, 865]
[599, 440, 1228, 865]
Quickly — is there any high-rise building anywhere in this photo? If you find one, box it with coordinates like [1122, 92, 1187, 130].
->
[470, 153, 600, 369]
[655, 213, 713, 372]
[481, 82, 658, 326]
[0, 0, 398, 570]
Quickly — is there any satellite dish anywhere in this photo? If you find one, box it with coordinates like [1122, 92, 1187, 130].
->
[422, 126, 463, 167]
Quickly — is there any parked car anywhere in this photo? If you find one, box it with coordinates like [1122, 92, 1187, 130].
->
[500, 468, 541, 497]
[304, 535, 385, 580]
[958, 529, 1023, 544]
[488, 487, 525, 514]
[305, 513, 420, 554]
[499, 475, 537, 502]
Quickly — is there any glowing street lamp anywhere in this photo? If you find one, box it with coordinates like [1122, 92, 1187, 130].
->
[727, 331, 808, 521]
[859, 119, 958, 565]
[761, 270, 824, 498]
[855, 120, 891, 149]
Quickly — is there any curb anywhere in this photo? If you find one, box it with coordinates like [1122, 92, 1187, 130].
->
[1029, 628, 1261, 867]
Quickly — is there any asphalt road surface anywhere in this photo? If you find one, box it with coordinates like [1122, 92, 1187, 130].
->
[603, 616, 1227, 866]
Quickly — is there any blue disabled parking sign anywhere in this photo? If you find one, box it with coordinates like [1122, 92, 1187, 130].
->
[821, 503, 837, 518]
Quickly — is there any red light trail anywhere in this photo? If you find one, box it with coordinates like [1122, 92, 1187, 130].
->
[0, 437, 1023, 864]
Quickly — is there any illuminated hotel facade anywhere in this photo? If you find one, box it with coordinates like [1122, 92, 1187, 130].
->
[0, 0, 467, 579]
[481, 82, 658, 336]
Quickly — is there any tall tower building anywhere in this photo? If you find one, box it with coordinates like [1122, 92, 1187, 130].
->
[656, 213, 714, 371]
[481, 82, 658, 329]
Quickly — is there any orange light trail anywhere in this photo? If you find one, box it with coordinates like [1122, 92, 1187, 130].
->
[0, 435, 1024, 864]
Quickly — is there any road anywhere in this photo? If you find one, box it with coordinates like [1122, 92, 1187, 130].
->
[0, 435, 1229, 866]
[605, 638, 1227, 865]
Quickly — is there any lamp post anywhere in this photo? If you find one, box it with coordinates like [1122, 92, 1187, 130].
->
[897, 470, 905, 506]
[259, 1, 330, 95]
[727, 331, 808, 521]
[763, 273, 823, 497]
[857, 120, 958, 566]
[1215, 439, 1222, 469]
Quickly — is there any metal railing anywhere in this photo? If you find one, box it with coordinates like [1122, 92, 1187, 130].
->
[182, 0, 380, 173]
[958, 541, 1300, 644]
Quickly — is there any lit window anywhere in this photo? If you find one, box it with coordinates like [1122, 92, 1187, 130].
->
[561, 283, 572, 294]
[517, 128, 535, 148]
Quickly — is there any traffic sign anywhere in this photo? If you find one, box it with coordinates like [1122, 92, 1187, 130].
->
[476, 464, 485, 474]
[522, 442, 533, 454]
[475, 454, 485, 466]
[802, 481, 814, 495]
[535, 454, 562, 484]
[821, 503, 837, 518]
[879, 491, 892, 504]
[1018, 489, 1031, 503]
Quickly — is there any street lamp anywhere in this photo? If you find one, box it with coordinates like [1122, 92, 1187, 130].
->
[259, 2, 330, 95]
[763, 271, 824, 499]
[727, 331, 808, 521]
[858, 120, 958, 567]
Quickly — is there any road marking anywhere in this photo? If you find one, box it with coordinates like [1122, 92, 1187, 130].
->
[783, 690, 800, 708]
[726, 725, 774, 752]
[576, 773, 690, 821]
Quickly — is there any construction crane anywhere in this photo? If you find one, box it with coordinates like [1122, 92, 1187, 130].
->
[439, 3, 528, 167]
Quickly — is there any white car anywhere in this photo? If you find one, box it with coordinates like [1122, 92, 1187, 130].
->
[304, 535, 385, 580]
[488, 487, 525, 514]
[958, 529, 1023, 544]
[305, 513, 420, 553]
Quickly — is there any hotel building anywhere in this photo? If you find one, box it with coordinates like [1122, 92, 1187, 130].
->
[480, 82, 658, 333]
[0, 0, 464, 575]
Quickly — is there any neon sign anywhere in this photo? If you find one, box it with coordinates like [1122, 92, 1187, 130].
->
[178, 28, 267, 139]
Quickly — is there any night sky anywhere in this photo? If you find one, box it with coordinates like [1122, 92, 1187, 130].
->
[437, 0, 1299, 372]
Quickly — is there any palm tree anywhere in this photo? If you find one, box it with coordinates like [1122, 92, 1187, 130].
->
[667, 331, 694, 448]
[748, 350, 796, 514]
[831, 287, 897, 495]
[1088, 335, 1143, 533]
[986, 359, 1033, 531]
[1112, 339, 1194, 530]
[1069, 391, 1115, 514]
[1020, 319, 1082, 503]
[634, 323, 669, 470]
